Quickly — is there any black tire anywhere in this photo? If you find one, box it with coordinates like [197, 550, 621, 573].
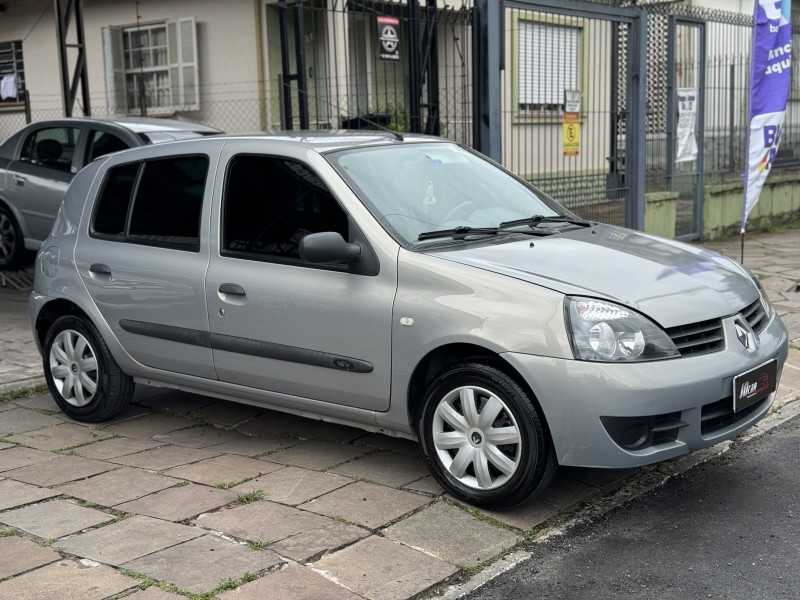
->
[419, 361, 557, 509]
[43, 315, 134, 422]
[0, 205, 23, 270]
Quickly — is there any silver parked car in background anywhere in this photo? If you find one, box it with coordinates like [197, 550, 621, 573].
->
[0, 117, 220, 269]
[29, 132, 789, 507]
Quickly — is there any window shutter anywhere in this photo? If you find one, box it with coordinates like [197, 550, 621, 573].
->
[102, 26, 127, 115]
[168, 17, 199, 111]
[519, 22, 579, 108]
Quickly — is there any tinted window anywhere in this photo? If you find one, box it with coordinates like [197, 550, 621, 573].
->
[20, 126, 80, 172]
[91, 156, 208, 251]
[86, 130, 130, 163]
[223, 156, 348, 263]
[93, 163, 138, 236]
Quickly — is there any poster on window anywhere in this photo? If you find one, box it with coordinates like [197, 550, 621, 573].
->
[377, 16, 400, 61]
[676, 88, 698, 163]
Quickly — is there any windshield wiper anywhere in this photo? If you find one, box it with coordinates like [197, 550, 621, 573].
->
[417, 226, 500, 241]
[499, 215, 593, 229]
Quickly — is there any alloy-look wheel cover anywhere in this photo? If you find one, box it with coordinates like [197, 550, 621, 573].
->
[49, 329, 99, 407]
[432, 385, 523, 491]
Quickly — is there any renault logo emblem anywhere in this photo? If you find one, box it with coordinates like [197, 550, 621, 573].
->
[734, 319, 756, 351]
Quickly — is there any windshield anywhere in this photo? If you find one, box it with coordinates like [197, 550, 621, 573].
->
[328, 142, 574, 245]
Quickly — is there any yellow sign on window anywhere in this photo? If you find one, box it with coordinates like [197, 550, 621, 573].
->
[563, 112, 580, 157]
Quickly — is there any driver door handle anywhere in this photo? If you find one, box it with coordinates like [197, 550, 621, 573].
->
[218, 283, 246, 296]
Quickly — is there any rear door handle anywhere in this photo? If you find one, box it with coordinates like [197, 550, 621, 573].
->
[218, 283, 245, 296]
[89, 263, 112, 276]
[13, 175, 25, 186]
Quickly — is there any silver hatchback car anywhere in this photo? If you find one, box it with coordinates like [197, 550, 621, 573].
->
[29, 133, 789, 508]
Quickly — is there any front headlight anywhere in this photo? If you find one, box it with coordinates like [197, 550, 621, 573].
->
[566, 297, 680, 362]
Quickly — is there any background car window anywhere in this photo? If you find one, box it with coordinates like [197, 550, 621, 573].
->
[93, 162, 139, 236]
[223, 155, 348, 262]
[19, 126, 79, 172]
[86, 130, 129, 163]
[128, 157, 208, 250]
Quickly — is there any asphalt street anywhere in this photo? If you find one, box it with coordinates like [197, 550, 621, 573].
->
[463, 413, 800, 600]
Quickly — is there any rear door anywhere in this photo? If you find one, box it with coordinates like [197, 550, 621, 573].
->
[205, 141, 397, 411]
[6, 124, 82, 244]
[74, 147, 219, 379]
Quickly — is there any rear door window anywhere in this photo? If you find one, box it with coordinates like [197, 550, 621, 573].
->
[19, 126, 80, 172]
[92, 155, 209, 251]
[85, 130, 130, 163]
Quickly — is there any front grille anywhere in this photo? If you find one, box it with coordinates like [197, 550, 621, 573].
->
[701, 395, 768, 435]
[665, 318, 725, 357]
[741, 298, 768, 333]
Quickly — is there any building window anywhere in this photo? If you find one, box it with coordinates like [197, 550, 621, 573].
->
[0, 40, 24, 103]
[518, 22, 579, 115]
[102, 18, 199, 116]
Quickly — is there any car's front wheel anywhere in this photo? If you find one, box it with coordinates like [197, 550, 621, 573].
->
[419, 361, 557, 509]
[0, 205, 23, 270]
[43, 315, 134, 422]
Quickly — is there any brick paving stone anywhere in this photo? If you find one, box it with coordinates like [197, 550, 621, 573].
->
[0, 536, 61, 579]
[236, 411, 365, 443]
[124, 588, 186, 600]
[195, 501, 368, 561]
[109, 445, 221, 470]
[3, 455, 113, 486]
[72, 436, 167, 460]
[329, 451, 432, 488]
[132, 387, 216, 415]
[269, 521, 369, 562]
[216, 564, 362, 600]
[0, 407, 63, 437]
[354, 433, 423, 457]
[123, 534, 283, 595]
[267, 440, 371, 471]
[11, 394, 60, 412]
[403, 474, 445, 496]
[482, 499, 560, 531]
[115, 483, 237, 522]
[151, 425, 246, 449]
[239, 466, 351, 506]
[193, 499, 332, 542]
[536, 473, 597, 508]
[0, 479, 60, 511]
[204, 435, 295, 456]
[0, 558, 137, 600]
[0, 499, 112, 539]
[56, 468, 178, 506]
[189, 400, 266, 427]
[0, 446, 56, 472]
[384, 502, 520, 567]
[105, 412, 196, 439]
[55, 515, 204, 565]
[6, 422, 113, 451]
[299, 481, 432, 529]
[313, 535, 457, 600]
[0, 403, 14, 413]
[164, 454, 283, 487]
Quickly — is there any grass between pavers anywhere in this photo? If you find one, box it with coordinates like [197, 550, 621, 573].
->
[246, 538, 269, 550]
[0, 383, 48, 402]
[216, 477, 253, 490]
[235, 489, 264, 505]
[117, 568, 261, 600]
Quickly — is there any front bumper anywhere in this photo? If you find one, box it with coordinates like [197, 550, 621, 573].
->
[503, 311, 789, 468]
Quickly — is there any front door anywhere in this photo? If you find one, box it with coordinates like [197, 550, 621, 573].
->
[205, 143, 396, 412]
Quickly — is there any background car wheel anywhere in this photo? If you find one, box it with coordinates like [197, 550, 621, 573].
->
[419, 361, 557, 509]
[43, 315, 134, 422]
[0, 205, 23, 270]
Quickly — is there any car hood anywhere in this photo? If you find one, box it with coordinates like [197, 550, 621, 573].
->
[430, 224, 758, 328]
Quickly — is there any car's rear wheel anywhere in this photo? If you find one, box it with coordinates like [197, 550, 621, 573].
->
[43, 315, 134, 422]
[419, 361, 557, 509]
[0, 205, 23, 270]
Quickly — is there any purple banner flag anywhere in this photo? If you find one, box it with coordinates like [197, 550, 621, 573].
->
[742, 0, 792, 233]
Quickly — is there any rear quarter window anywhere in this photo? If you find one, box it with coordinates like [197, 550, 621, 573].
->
[91, 155, 209, 251]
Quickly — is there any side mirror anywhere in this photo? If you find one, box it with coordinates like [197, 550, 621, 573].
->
[299, 231, 361, 264]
